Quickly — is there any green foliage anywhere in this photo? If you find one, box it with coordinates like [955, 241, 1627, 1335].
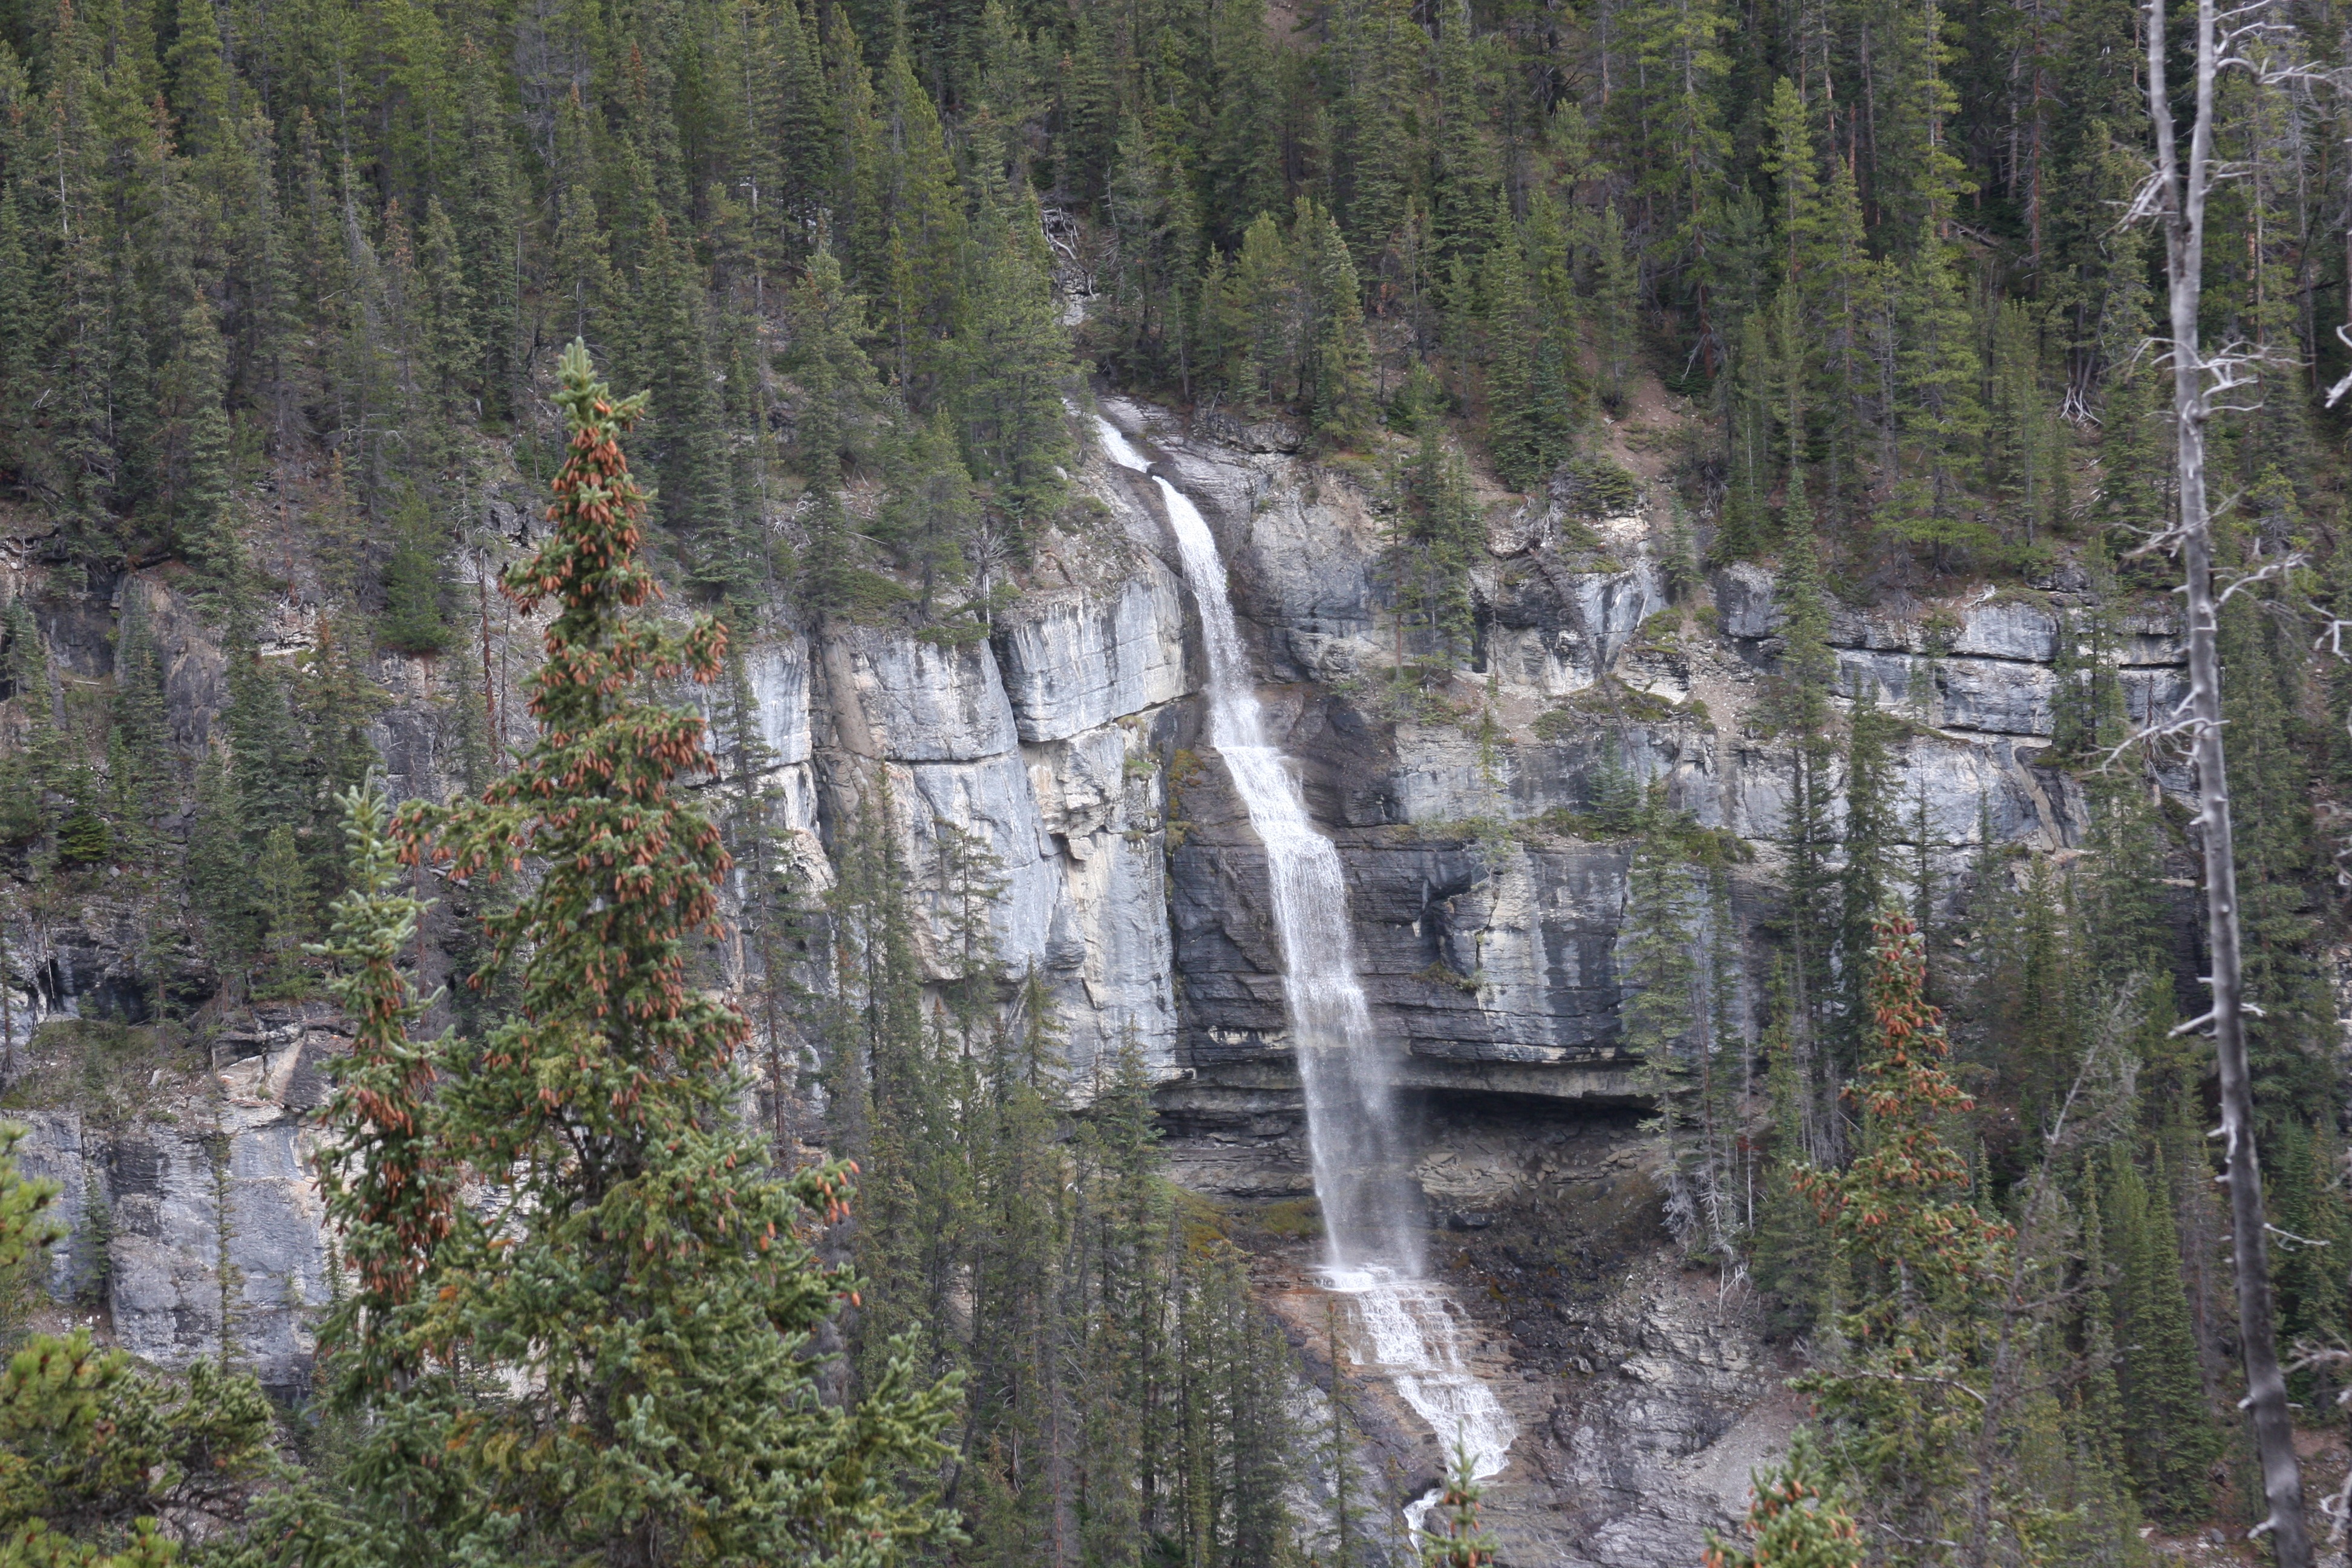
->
[1416, 1443, 1501, 1566]
[0, 1125, 273, 1567]
[1621, 784, 1745, 1261]
[1702, 1431, 1864, 1568]
[53, 769, 110, 867]
[2101, 1141, 2216, 1517]
[374, 492, 451, 658]
[1384, 428, 1484, 676]
[306, 783, 454, 1392]
[1794, 910, 2020, 1552]
[269, 343, 964, 1566]
[1552, 456, 1642, 518]
[822, 781, 1305, 1565]
[251, 826, 312, 999]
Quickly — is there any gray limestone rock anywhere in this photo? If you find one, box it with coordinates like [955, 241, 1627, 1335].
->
[1157, 442, 1385, 682]
[10, 1020, 338, 1393]
[1952, 596, 2059, 661]
[827, 628, 1019, 762]
[1936, 655, 2059, 734]
[995, 566, 1189, 742]
[1710, 563, 1779, 640]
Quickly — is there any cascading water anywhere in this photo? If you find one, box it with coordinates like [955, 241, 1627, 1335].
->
[1094, 414, 1515, 1535]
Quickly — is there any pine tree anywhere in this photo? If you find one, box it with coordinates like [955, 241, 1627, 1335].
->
[1594, 202, 1639, 411]
[1622, 798, 1707, 1248]
[2272, 1112, 2351, 1371]
[551, 93, 615, 344]
[786, 247, 903, 618]
[1884, 221, 1992, 575]
[279, 342, 971, 1561]
[2074, 1174, 2128, 1478]
[1702, 1431, 1865, 1568]
[1296, 199, 1372, 443]
[1104, 114, 1201, 392]
[952, 185, 1074, 525]
[377, 489, 452, 656]
[1719, 308, 1774, 561]
[1479, 207, 1543, 489]
[0, 187, 37, 483]
[1417, 1443, 1501, 1566]
[876, 413, 979, 620]
[253, 823, 312, 999]
[111, 586, 172, 820]
[1227, 214, 1296, 405]
[153, 286, 234, 572]
[1386, 428, 1483, 677]
[309, 783, 454, 1390]
[1321, 1302, 1371, 1568]
[1834, 691, 1898, 1074]
[55, 765, 113, 866]
[2103, 1141, 2215, 1518]
[1773, 509, 1838, 1152]
[1794, 909, 2014, 1548]
[415, 197, 479, 446]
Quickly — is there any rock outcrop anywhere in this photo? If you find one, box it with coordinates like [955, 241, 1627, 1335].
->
[0, 391, 2188, 1561]
[8, 1008, 339, 1398]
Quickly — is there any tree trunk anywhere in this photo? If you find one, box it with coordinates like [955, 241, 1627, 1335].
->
[2146, 0, 2310, 1557]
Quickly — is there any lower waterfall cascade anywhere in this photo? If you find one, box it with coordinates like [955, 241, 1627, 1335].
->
[1093, 413, 1517, 1534]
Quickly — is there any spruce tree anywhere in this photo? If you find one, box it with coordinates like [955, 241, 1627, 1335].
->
[2074, 1174, 2128, 1479]
[1385, 428, 1483, 676]
[2103, 1141, 2216, 1518]
[1478, 207, 1543, 488]
[1794, 909, 2016, 1548]
[154, 287, 234, 573]
[1702, 1431, 1865, 1568]
[309, 783, 454, 1391]
[1833, 691, 1897, 1076]
[1622, 799, 1708, 1247]
[376, 489, 453, 657]
[1297, 198, 1372, 443]
[284, 341, 968, 1563]
[253, 823, 312, 998]
[1594, 202, 1639, 411]
[1417, 1443, 1501, 1566]
[952, 185, 1075, 525]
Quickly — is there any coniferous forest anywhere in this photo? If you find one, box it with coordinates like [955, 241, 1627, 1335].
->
[0, 0, 2350, 1561]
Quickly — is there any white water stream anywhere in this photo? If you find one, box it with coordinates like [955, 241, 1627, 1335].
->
[1094, 415, 1515, 1536]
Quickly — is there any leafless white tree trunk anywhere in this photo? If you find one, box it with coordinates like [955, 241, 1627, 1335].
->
[2142, 0, 2310, 1557]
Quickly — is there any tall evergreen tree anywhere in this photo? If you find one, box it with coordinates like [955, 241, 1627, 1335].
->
[267, 342, 967, 1563]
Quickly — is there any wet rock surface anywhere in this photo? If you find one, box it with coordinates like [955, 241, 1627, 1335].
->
[1239, 1102, 1794, 1566]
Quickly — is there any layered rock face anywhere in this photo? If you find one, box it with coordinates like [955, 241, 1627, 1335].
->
[809, 583, 1189, 1082]
[0, 394, 2182, 1561]
[8, 1010, 338, 1396]
[1136, 396, 2167, 1151]
[1094, 396, 2181, 1563]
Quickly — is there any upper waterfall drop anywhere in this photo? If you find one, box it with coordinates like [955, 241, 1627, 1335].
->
[1093, 411, 1517, 1518]
[1094, 413, 1417, 1269]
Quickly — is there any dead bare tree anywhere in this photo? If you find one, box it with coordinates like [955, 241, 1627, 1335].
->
[2138, 0, 2310, 1555]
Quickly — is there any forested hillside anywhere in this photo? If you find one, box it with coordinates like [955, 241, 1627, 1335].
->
[0, 0, 2349, 1561]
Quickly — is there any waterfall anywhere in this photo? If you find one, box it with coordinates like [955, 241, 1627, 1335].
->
[1096, 414, 1515, 1534]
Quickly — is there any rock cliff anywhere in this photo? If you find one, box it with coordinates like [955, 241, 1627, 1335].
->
[0, 390, 2184, 1563]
